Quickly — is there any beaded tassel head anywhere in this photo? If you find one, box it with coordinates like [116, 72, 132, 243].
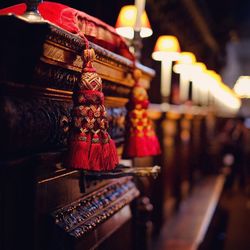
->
[67, 47, 118, 171]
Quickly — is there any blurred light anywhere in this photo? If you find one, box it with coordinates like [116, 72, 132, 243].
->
[206, 70, 222, 82]
[233, 76, 250, 98]
[173, 52, 196, 74]
[205, 70, 241, 111]
[177, 52, 196, 64]
[152, 35, 181, 99]
[190, 63, 207, 105]
[188, 62, 207, 80]
[192, 62, 207, 74]
[152, 35, 180, 61]
[115, 5, 152, 39]
[218, 83, 241, 110]
[173, 52, 196, 103]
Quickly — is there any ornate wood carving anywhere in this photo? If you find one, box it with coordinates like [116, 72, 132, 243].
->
[84, 165, 161, 179]
[40, 41, 135, 88]
[43, 24, 136, 88]
[34, 61, 80, 91]
[47, 24, 133, 68]
[0, 94, 127, 158]
[51, 177, 139, 239]
[42, 42, 83, 71]
[33, 61, 132, 98]
[0, 15, 154, 92]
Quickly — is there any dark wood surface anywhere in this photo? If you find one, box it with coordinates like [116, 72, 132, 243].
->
[200, 184, 250, 250]
[151, 175, 225, 250]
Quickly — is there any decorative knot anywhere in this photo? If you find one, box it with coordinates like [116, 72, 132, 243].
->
[83, 48, 96, 73]
[80, 72, 102, 91]
[84, 48, 95, 61]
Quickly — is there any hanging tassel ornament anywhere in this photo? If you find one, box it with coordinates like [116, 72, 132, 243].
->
[124, 69, 161, 158]
[67, 47, 119, 171]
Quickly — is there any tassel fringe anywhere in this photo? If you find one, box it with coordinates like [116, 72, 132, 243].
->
[67, 133, 90, 169]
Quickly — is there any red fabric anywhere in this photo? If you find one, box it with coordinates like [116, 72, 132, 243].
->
[0, 1, 134, 60]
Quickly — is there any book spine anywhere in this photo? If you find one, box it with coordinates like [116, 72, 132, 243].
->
[0, 96, 126, 160]
[33, 61, 131, 98]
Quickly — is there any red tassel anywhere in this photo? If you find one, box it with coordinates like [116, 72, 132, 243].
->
[108, 138, 119, 170]
[124, 69, 161, 158]
[67, 133, 90, 169]
[100, 133, 109, 170]
[151, 132, 161, 154]
[101, 132, 118, 171]
[126, 135, 149, 157]
[102, 143, 110, 171]
[146, 135, 161, 156]
[67, 47, 118, 172]
[89, 133, 103, 171]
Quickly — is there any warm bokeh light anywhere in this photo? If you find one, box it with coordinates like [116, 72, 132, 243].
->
[233, 76, 250, 98]
[177, 52, 196, 64]
[152, 35, 180, 61]
[172, 52, 196, 103]
[190, 63, 208, 105]
[205, 70, 241, 111]
[151, 35, 180, 99]
[192, 62, 207, 74]
[217, 83, 241, 110]
[206, 70, 222, 82]
[115, 5, 152, 39]
[173, 52, 196, 74]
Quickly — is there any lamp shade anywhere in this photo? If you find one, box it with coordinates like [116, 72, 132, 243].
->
[234, 76, 250, 98]
[205, 71, 241, 110]
[177, 52, 196, 64]
[152, 35, 180, 61]
[189, 62, 207, 105]
[173, 52, 196, 74]
[217, 83, 241, 110]
[115, 5, 152, 39]
[206, 70, 221, 81]
[192, 62, 206, 73]
[173, 52, 196, 103]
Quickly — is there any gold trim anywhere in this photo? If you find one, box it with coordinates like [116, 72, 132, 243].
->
[42, 42, 83, 70]
[42, 42, 135, 87]
[46, 39, 80, 54]
[45, 87, 72, 95]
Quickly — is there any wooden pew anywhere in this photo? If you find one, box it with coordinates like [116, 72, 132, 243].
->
[152, 175, 225, 250]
